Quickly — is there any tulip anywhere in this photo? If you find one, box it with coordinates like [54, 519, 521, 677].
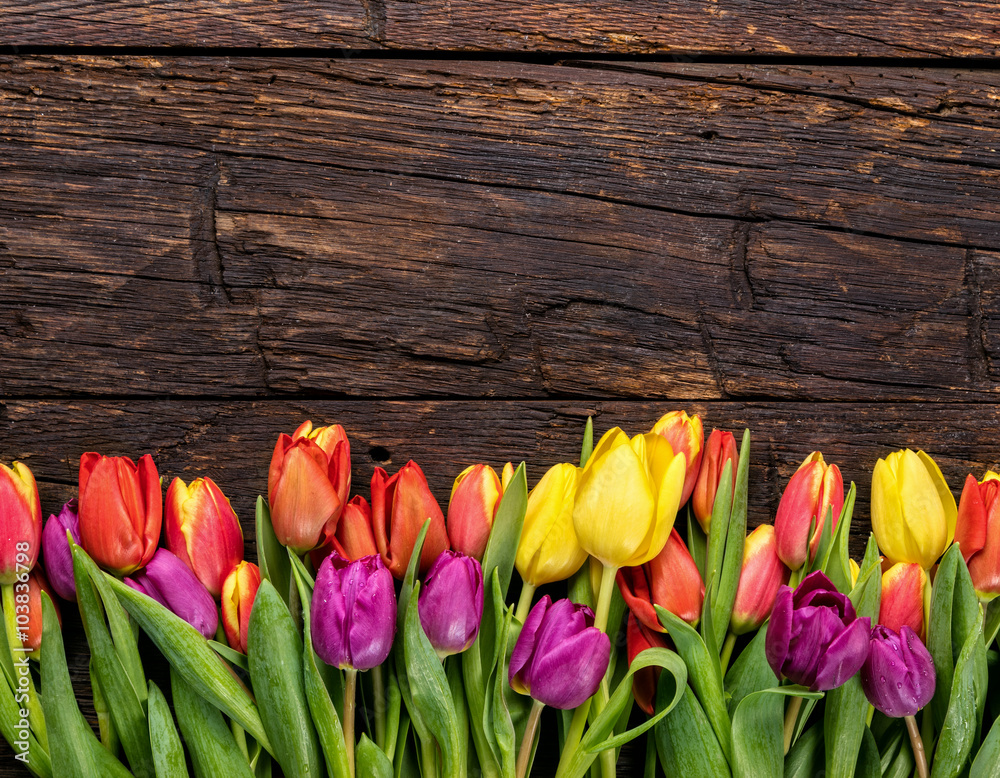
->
[731, 525, 790, 635]
[0, 460, 43, 584]
[311, 552, 396, 670]
[516, 463, 587, 587]
[447, 464, 502, 561]
[509, 595, 611, 710]
[774, 452, 844, 571]
[573, 428, 686, 570]
[371, 461, 449, 579]
[41, 499, 80, 601]
[626, 612, 671, 715]
[871, 449, 956, 569]
[418, 550, 484, 658]
[617, 528, 704, 631]
[17, 569, 59, 655]
[501, 462, 515, 492]
[78, 453, 161, 575]
[861, 625, 935, 718]
[955, 472, 1000, 601]
[125, 548, 218, 639]
[326, 495, 379, 561]
[691, 430, 738, 533]
[165, 476, 243, 598]
[766, 571, 871, 691]
[267, 421, 351, 553]
[879, 562, 927, 639]
[651, 411, 704, 505]
[221, 561, 261, 654]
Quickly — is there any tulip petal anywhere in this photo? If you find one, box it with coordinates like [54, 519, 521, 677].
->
[271, 443, 342, 552]
[917, 450, 958, 545]
[627, 449, 685, 568]
[516, 464, 586, 587]
[811, 616, 871, 692]
[765, 587, 793, 680]
[528, 628, 611, 709]
[510, 595, 551, 692]
[955, 474, 988, 560]
[871, 457, 910, 566]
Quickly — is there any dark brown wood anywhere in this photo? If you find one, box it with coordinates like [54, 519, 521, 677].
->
[3, 58, 1000, 401]
[4, 1, 1000, 57]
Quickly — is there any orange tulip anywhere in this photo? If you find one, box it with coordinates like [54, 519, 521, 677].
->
[372, 461, 450, 579]
[166, 476, 243, 597]
[879, 562, 927, 639]
[267, 421, 351, 553]
[0, 460, 42, 584]
[78, 453, 161, 575]
[221, 561, 261, 654]
[327, 495, 379, 562]
[651, 411, 705, 505]
[955, 472, 1000, 601]
[691, 430, 738, 533]
[617, 528, 704, 631]
[774, 452, 844, 571]
[731, 525, 790, 635]
[447, 464, 502, 560]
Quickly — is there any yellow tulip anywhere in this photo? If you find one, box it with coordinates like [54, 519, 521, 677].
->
[871, 449, 957, 569]
[572, 428, 686, 569]
[516, 463, 587, 586]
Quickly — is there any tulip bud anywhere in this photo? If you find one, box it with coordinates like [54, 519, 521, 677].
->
[731, 525, 790, 635]
[221, 561, 261, 654]
[79, 453, 162, 576]
[879, 562, 927, 640]
[371, 461, 450, 579]
[691, 430, 738, 533]
[0, 461, 43, 585]
[326, 495, 379, 562]
[871, 449, 956, 569]
[955, 472, 1000, 601]
[618, 528, 704, 632]
[311, 553, 396, 671]
[766, 571, 871, 691]
[651, 411, 704, 505]
[849, 559, 860, 588]
[774, 452, 844, 571]
[267, 421, 351, 553]
[166, 476, 244, 598]
[17, 569, 59, 655]
[41, 499, 80, 601]
[626, 612, 671, 716]
[509, 596, 610, 710]
[447, 465, 502, 561]
[418, 550, 484, 658]
[125, 548, 218, 639]
[860, 625, 935, 718]
[501, 462, 515, 492]
[516, 463, 586, 587]
[573, 429, 686, 569]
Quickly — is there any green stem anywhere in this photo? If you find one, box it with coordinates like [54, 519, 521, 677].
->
[906, 715, 929, 778]
[593, 564, 619, 778]
[782, 695, 803, 755]
[644, 730, 657, 778]
[345, 668, 358, 778]
[516, 700, 545, 778]
[232, 720, 249, 762]
[555, 698, 592, 778]
[421, 737, 439, 778]
[719, 631, 737, 675]
[373, 664, 386, 750]
[2, 583, 47, 750]
[515, 583, 537, 624]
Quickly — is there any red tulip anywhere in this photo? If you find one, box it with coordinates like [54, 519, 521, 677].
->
[955, 472, 1000, 601]
[166, 476, 243, 598]
[626, 613, 671, 715]
[617, 528, 704, 631]
[691, 430, 738, 533]
[78, 453, 161, 575]
[651, 411, 705, 505]
[267, 421, 351, 553]
[18, 569, 59, 655]
[0, 460, 42, 585]
[731, 525, 790, 635]
[371, 461, 450, 579]
[447, 464, 502, 561]
[221, 561, 261, 654]
[879, 562, 927, 640]
[774, 452, 844, 571]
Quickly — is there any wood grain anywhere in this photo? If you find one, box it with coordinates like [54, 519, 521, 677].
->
[4, 1, 999, 57]
[3, 58, 1000, 400]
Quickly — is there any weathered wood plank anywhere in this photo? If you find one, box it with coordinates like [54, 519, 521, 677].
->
[3, 60, 1000, 400]
[3, 0, 999, 57]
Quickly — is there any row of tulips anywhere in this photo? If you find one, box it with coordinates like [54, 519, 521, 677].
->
[1, 412, 999, 778]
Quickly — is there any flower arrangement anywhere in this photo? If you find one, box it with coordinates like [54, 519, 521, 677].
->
[1, 412, 999, 778]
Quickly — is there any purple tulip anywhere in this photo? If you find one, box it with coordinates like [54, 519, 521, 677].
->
[861, 625, 935, 718]
[418, 550, 484, 658]
[509, 596, 611, 710]
[765, 570, 871, 691]
[42, 499, 81, 601]
[312, 552, 396, 670]
[124, 548, 218, 639]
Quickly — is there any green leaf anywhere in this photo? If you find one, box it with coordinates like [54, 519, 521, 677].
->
[704, 459, 734, 641]
[731, 686, 822, 778]
[724, 623, 777, 716]
[883, 736, 915, 778]
[0, 636, 51, 777]
[490, 596, 516, 778]
[256, 496, 291, 608]
[172, 668, 256, 778]
[394, 520, 432, 745]
[823, 483, 857, 594]
[357, 734, 394, 778]
[687, 507, 708, 584]
[210, 640, 249, 672]
[823, 663, 873, 778]
[854, 725, 880, 778]
[712, 429, 750, 650]
[985, 598, 1000, 650]
[147, 681, 190, 778]
[653, 681, 730, 777]
[971, 706, 1000, 778]
[463, 571, 502, 778]
[105, 573, 273, 755]
[568, 564, 595, 611]
[849, 535, 883, 620]
[784, 722, 823, 778]
[810, 505, 835, 575]
[580, 417, 594, 467]
[247, 579, 323, 778]
[656, 605, 731, 761]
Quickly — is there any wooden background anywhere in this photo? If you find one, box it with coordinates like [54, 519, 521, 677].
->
[2, 2, 1000, 775]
